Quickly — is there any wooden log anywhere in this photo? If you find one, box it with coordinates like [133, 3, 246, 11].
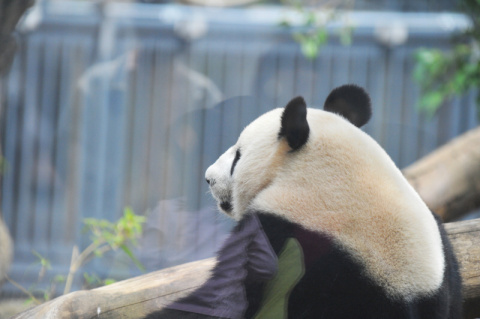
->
[12, 218, 480, 319]
[403, 126, 480, 222]
[444, 219, 480, 300]
[445, 219, 480, 319]
[12, 258, 215, 319]
[0, 217, 13, 286]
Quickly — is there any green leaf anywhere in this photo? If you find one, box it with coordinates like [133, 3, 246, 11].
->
[419, 91, 445, 117]
[104, 278, 116, 286]
[120, 244, 145, 272]
[83, 272, 101, 285]
[315, 28, 328, 46]
[124, 206, 134, 217]
[54, 275, 65, 283]
[32, 250, 51, 270]
[94, 249, 104, 257]
[301, 41, 318, 59]
[24, 298, 35, 305]
[305, 12, 316, 27]
[452, 71, 468, 92]
[279, 19, 291, 28]
[339, 27, 353, 46]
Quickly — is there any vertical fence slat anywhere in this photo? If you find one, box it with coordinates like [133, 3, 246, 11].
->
[49, 38, 73, 257]
[399, 52, 421, 167]
[16, 36, 42, 252]
[33, 37, 59, 252]
[2, 54, 21, 236]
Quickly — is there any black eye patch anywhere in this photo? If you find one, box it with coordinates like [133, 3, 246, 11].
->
[231, 149, 241, 175]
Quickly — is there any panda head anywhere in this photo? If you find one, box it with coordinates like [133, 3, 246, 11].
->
[206, 84, 445, 300]
[205, 84, 372, 220]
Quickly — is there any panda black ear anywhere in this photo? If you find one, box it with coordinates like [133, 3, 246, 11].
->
[324, 84, 372, 128]
[279, 96, 310, 151]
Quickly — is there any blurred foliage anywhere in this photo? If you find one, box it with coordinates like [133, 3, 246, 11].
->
[82, 206, 145, 271]
[83, 272, 116, 290]
[6, 251, 65, 305]
[414, 0, 480, 118]
[7, 207, 145, 305]
[280, 0, 354, 59]
[64, 206, 146, 294]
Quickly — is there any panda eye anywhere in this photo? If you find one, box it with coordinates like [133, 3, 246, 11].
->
[230, 149, 241, 176]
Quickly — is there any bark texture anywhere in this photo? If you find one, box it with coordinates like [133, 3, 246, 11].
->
[404, 127, 480, 221]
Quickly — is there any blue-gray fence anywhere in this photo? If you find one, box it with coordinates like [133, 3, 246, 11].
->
[0, 2, 477, 295]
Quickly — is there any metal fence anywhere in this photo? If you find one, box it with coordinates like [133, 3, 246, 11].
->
[0, 2, 477, 295]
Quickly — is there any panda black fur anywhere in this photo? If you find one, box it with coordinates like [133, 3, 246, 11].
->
[148, 85, 463, 318]
[242, 212, 462, 319]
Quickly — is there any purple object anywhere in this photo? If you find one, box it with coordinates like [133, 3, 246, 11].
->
[167, 213, 278, 319]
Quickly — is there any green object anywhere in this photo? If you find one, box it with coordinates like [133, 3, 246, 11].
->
[413, 0, 480, 119]
[254, 238, 305, 319]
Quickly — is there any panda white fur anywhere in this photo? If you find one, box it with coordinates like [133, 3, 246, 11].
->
[203, 85, 462, 318]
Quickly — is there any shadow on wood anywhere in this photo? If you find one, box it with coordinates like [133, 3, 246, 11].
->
[12, 218, 480, 319]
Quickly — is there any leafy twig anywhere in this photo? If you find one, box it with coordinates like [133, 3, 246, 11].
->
[5, 274, 41, 305]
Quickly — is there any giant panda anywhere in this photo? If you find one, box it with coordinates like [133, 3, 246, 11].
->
[147, 84, 463, 319]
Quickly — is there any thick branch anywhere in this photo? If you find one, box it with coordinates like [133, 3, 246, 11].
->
[444, 219, 480, 300]
[403, 127, 480, 221]
[11, 218, 480, 319]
